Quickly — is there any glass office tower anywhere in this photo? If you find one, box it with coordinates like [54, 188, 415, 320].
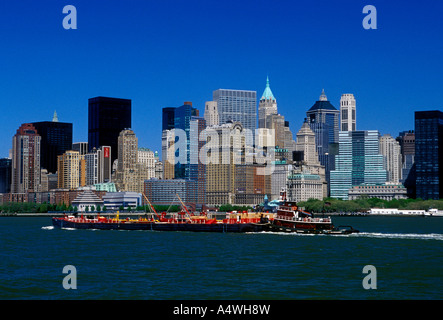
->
[415, 110, 443, 200]
[330, 130, 387, 200]
[88, 96, 131, 165]
[31, 121, 73, 174]
[213, 89, 257, 141]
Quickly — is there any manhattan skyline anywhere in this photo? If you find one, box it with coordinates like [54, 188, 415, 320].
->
[0, 0, 442, 158]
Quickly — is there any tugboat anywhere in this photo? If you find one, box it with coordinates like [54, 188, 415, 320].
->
[260, 193, 359, 235]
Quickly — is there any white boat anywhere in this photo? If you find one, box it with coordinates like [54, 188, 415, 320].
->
[424, 208, 443, 217]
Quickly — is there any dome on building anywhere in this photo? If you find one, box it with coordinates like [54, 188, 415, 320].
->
[308, 89, 337, 111]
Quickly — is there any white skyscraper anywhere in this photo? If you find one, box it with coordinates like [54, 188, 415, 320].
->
[380, 134, 402, 184]
[204, 101, 219, 126]
[340, 94, 356, 131]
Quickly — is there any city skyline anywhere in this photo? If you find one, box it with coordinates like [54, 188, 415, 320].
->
[0, 0, 442, 158]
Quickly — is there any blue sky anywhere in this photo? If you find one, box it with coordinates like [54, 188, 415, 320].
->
[0, 0, 442, 158]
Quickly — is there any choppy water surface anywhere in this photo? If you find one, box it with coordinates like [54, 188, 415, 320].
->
[0, 216, 442, 299]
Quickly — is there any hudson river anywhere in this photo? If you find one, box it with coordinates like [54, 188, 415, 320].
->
[0, 216, 442, 299]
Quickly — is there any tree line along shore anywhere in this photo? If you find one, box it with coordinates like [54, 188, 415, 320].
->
[0, 198, 442, 215]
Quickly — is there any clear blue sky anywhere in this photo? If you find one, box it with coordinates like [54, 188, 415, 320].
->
[0, 0, 442, 158]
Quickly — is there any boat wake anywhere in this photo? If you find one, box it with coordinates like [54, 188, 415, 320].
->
[41, 226, 54, 230]
[248, 231, 443, 240]
[350, 232, 443, 241]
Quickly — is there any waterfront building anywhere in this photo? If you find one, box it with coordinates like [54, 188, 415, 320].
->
[213, 89, 257, 139]
[32, 115, 73, 175]
[102, 192, 142, 210]
[415, 110, 443, 200]
[71, 189, 104, 212]
[57, 150, 86, 190]
[0, 158, 12, 194]
[88, 96, 131, 164]
[144, 179, 197, 208]
[380, 134, 402, 184]
[330, 130, 387, 200]
[348, 183, 407, 200]
[11, 123, 42, 193]
[340, 94, 356, 131]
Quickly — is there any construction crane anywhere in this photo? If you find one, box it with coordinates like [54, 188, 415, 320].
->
[142, 192, 161, 220]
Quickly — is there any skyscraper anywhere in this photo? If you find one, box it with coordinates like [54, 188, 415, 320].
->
[258, 77, 277, 129]
[306, 89, 340, 194]
[88, 96, 132, 164]
[0, 158, 12, 194]
[204, 101, 219, 126]
[85, 146, 112, 186]
[330, 130, 387, 200]
[11, 123, 41, 193]
[57, 150, 86, 190]
[415, 110, 443, 200]
[32, 116, 73, 174]
[380, 134, 402, 184]
[213, 89, 257, 138]
[287, 120, 327, 202]
[340, 94, 356, 131]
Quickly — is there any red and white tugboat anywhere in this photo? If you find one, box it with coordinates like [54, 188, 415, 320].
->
[263, 193, 359, 235]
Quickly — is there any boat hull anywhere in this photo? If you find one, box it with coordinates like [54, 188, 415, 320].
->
[52, 217, 263, 233]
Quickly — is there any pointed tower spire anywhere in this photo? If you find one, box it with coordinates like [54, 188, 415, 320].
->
[52, 110, 59, 122]
[261, 76, 275, 101]
[319, 89, 328, 101]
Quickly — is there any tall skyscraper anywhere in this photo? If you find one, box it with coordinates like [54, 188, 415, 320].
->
[204, 101, 219, 126]
[213, 89, 257, 138]
[415, 110, 443, 200]
[306, 89, 340, 194]
[11, 123, 41, 193]
[287, 120, 327, 202]
[161, 102, 206, 206]
[330, 130, 387, 200]
[397, 130, 416, 197]
[258, 77, 277, 129]
[340, 94, 356, 131]
[380, 134, 402, 184]
[88, 96, 132, 164]
[114, 129, 150, 193]
[32, 116, 73, 174]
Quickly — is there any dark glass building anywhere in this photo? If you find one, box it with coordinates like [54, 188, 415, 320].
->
[415, 110, 443, 200]
[162, 107, 176, 131]
[161, 102, 206, 207]
[88, 97, 132, 164]
[31, 121, 73, 174]
[0, 158, 12, 193]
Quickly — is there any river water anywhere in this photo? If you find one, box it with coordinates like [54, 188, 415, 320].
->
[0, 216, 442, 300]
